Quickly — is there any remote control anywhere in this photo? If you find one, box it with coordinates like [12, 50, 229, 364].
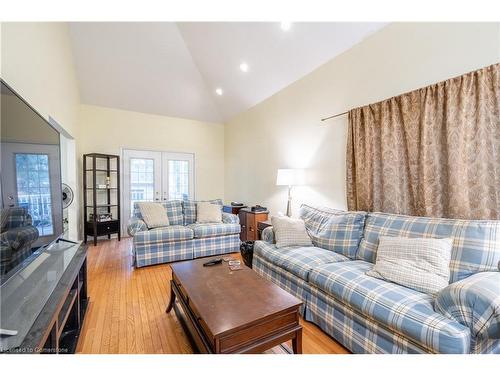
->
[203, 258, 222, 267]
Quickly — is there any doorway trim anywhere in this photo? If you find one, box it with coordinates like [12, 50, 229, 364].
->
[120, 147, 196, 236]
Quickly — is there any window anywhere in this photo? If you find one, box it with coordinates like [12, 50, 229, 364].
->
[15, 153, 53, 236]
[129, 158, 155, 214]
[168, 160, 190, 200]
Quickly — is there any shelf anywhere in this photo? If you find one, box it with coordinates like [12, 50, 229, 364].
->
[86, 205, 118, 209]
[85, 169, 118, 172]
[85, 219, 119, 224]
[57, 289, 78, 335]
[84, 153, 121, 245]
[86, 187, 118, 190]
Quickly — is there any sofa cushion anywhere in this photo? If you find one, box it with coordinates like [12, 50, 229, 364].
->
[271, 216, 313, 248]
[254, 240, 349, 281]
[137, 202, 170, 229]
[187, 223, 240, 239]
[133, 225, 194, 245]
[309, 260, 471, 353]
[357, 212, 500, 283]
[366, 236, 453, 295]
[133, 200, 184, 226]
[196, 202, 222, 223]
[299, 204, 366, 259]
[183, 199, 223, 225]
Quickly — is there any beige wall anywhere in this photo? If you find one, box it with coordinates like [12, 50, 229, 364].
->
[1, 22, 80, 137]
[78, 105, 225, 202]
[224, 22, 500, 216]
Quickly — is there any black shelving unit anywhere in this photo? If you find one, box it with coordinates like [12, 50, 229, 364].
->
[83, 153, 121, 246]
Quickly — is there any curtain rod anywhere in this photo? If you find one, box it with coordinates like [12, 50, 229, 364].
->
[320, 63, 498, 123]
[320, 110, 349, 122]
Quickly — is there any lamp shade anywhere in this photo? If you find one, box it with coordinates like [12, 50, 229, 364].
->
[276, 169, 305, 186]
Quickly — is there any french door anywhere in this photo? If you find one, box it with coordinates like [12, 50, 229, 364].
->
[122, 149, 194, 233]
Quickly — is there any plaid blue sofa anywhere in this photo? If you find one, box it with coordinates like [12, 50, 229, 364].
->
[253, 204, 500, 354]
[127, 199, 240, 267]
[1, 207, 39, 275]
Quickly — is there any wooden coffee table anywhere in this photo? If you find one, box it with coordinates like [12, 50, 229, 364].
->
[166, 257, 303, 354]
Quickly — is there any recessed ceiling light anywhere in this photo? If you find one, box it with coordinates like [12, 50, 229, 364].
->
[280, 22, 292, 31]
[215, 88, 223, 96]
[239, 62, 249, 73]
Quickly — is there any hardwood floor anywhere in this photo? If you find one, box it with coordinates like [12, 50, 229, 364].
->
[76, 238, 349, 354]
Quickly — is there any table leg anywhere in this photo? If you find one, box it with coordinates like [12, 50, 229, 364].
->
[165, 280, 176, 313]
[292, 327, 303, 354]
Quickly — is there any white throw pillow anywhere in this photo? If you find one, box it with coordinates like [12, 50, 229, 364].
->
[196, 202, 222, 223]
[271, 216, 313, 249]
[366, 236, 453, 295]
[137, 202, 169, 229]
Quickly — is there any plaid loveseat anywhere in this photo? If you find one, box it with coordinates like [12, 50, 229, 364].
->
[127, 200, 240, 267]
[253, 205, 500, 354]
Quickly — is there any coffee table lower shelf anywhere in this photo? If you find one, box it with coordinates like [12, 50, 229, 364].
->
[166, 279, 302, 354]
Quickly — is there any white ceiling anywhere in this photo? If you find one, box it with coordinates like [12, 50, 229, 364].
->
[69, 22, 386, 123]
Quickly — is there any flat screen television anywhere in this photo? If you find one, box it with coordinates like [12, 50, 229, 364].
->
[0, 80, 63, 283]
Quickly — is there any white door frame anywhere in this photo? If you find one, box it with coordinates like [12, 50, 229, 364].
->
[121, 148, 195, 235]
[122, 149, 162, 233]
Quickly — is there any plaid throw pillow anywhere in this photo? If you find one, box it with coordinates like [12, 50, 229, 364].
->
[366, 236, 453, 295]
[271, 216, 313, 249]
[299, 204, 366, 259]
[137, 202, 170, 229]
[196, 202, 222, 223]
[183, 199, 223, 225]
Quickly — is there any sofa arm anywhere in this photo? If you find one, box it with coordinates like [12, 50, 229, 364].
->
[222, 212, 239, 224]
[127, 217, 148, 236]
[3, 225, 39, 251]
[261, 226, 275, 244]
[435, 272, 500, 340]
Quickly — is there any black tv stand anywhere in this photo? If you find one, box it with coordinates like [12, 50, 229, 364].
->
[1, 242, 88, 354]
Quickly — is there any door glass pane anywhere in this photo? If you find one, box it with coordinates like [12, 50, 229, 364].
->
[15, 153, 53, 236]
[130, 158, 155, 216]
[168, 160, 190, 200]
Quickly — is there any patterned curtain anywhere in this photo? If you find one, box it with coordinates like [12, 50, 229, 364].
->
[346, 63, 500, 219]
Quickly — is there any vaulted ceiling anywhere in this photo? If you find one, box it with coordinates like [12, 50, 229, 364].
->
[69, 22, 386, 123]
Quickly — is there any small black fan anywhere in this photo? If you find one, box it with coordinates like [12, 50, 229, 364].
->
[62, 183, 74, 209]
